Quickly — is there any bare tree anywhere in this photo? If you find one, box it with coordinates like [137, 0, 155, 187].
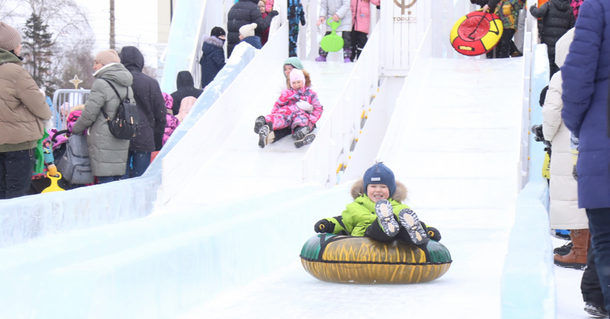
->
[0, 0, 21, 21]
[16, 0, 95, 95]
[55, 38, 96, 89]
[25, 0, 93, 46]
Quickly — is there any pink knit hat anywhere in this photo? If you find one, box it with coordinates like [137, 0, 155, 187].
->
[289, 69, 305, 88]
[0, 22, 22, 51]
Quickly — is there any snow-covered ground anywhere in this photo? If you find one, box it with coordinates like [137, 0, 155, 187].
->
[554, 236, 594, 319]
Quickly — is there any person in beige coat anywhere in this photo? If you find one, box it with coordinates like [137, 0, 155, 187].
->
[0, 22, 52, 199]
[72, 50, 133, 183]
[542, 28, 589, 269]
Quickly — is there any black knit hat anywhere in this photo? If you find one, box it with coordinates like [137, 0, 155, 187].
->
[211, 27, 226, 38]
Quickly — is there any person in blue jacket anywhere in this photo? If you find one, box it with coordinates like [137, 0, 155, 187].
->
[239, 23, 262, 49]
[200, 27, 226, 89]
[561, 0, 610, 314]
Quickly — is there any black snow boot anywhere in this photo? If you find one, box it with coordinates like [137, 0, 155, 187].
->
[584, 302, 609, 318]
[292, 126, 310, 140]
[254, 116, 267, 134]
[294, 133, 315, 148]
[554, 241, 573, 256]
[258, 125, 275, 148]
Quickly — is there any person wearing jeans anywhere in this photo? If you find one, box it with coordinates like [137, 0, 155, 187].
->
[122, 151, 151, 179]
[561, 0, 610, 314]
[119, 46, 166, 179]
[0, 150, 36, 198]
[0, 22, 52, 199]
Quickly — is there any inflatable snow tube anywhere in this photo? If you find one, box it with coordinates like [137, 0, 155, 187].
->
[450, 11, 503, 56]
[300, 233, 452, 284]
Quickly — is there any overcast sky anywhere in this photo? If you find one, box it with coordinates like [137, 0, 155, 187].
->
[72, 0, 165, 67]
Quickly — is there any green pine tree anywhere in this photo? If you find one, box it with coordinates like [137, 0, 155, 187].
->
[21, 12, 54, 90]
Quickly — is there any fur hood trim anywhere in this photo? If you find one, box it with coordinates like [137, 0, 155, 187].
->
[350, 179, 408, 202]
[204, 35, 225, 48]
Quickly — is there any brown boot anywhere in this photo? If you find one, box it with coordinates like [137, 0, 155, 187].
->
[554, 229, 589, 269]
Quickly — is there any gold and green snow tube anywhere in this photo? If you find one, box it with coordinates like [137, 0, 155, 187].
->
[300, 233, 452, 284]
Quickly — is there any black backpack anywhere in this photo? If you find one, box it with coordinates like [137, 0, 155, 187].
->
[100, 78, 140, 140]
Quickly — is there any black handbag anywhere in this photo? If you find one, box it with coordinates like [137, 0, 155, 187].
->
[100, 78, 140, 140]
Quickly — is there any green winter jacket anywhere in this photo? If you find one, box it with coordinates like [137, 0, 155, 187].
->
[329, 195, 410, 237]
[494, 0, 523, 30]
[322, 179, 410, 236]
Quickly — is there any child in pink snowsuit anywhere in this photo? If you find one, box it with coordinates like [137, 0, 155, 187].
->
[162, 93, 179, 146]
[254, 69, 323, 149]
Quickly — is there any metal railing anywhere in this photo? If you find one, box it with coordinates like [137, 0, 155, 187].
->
[51, 89, 91, 130]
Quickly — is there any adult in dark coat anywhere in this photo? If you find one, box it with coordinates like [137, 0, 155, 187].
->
[561, 0, 610, 313]
[200, 27, 226, 89]
[119, 46, 166, 178]
[227, 0, 277, 57]
[170, 71, 203, 116]
[530, 0, 575, 77]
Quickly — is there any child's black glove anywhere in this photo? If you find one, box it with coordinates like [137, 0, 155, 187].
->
[427, 226, 442, 242]
[314, 219, 335, 233]
[269, 10, 279, 18]
[300, 15, 306, 26]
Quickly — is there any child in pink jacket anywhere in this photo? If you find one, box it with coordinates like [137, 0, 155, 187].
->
[162, 93, 179, 146]
[351, 0, 380, 61]
[254, 69, 323, 149]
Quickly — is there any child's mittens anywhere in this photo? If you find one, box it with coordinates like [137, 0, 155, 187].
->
[300, 14, 306, 26]
[296, 100, 313, 112]
[426, 225, 442, 242]
[314, 219, 335, 233]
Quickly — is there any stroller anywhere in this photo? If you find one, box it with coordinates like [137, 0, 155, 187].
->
[29, 109, 93, 194]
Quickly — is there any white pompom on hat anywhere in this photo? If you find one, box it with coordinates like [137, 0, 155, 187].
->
[0, 22, 22, 51]
[239, 23, 257, 38]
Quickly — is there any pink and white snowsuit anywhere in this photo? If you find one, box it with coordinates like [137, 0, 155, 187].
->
[264, 86, 323, 132]
[162, 93, 179, 145]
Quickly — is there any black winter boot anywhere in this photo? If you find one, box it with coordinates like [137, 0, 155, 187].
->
[398, 208, 429, 246]
[258, 125, 275, 148]
[554, 241, 573, 256]
[584, 302, 609, 318]
[294, 133, 315, 148]
[292, 126, 310, 140]
[374, 199, 399, 238]
[254, 116, 267, 134]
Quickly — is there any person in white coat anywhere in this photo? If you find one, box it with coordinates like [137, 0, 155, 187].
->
[315, 0, 353, 63]
[542, 28, 589, 269]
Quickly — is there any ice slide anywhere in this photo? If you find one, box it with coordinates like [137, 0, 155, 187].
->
[179, 36, 531, 319]
[0, 2, 555, 319]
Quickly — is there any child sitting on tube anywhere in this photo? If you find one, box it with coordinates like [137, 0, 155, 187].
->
[314, 162, 441, 251]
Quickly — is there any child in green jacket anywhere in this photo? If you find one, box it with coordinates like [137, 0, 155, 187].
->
[314, 162, 441, 246]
